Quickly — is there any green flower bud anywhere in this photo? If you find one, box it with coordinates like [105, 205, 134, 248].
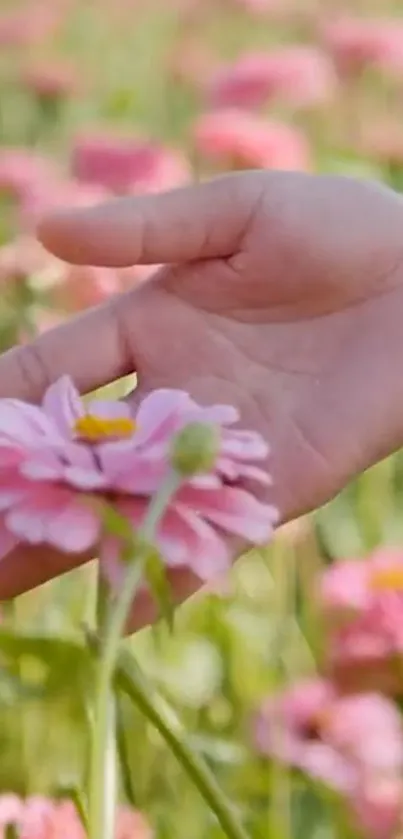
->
[170, 421, 220, 476]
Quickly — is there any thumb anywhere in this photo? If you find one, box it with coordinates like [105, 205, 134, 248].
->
[37, 172, 261, 268]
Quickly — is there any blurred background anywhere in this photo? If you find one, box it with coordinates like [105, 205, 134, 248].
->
[1, 0, 403, 836]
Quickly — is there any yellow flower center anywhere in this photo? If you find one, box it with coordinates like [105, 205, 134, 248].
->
[74, 414, 136, 442]
[370, 566, 403, 592]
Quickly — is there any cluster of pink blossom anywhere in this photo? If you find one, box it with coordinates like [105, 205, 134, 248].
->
[253, 548, 403, 838]
[2, 1, 403, 333]
[0, 794, 150, 839]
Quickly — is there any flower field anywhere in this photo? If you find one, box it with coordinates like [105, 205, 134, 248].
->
[2, 1, 403, 837]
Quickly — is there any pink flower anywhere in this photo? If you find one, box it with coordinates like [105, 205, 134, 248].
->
[253, 680, 403, 838]
[20, 178, 110, 230]
[208, 48, 337, 111]
[322, 17, 403, 79]
[359, 120, 403, 168]
[20, 60, 78, 102]
[0, 5, 61, 48]
[0, 377, 277, 583]
[0, 237, 57, 286]
[71, 132, 191, 195]
[232, 0, 290, 16]
[0, 234, 120, 313]
[319, 549, 403, 694]
[193, 110, 311, 171]
[0, 150, 57, 204]
[0, 795, 151, 839]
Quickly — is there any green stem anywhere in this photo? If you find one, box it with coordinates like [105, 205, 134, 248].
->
[85, 629, 249, 839]
[89, 574, 118, 839]
[88, 474, 180, 839]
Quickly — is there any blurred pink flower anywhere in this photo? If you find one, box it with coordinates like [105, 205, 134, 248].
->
[0, 150, 58, 204]
[0, 4, 62, 48]
[71, 132, 191, 195]
[0, 377, 277, 581]
[50, 264, 121, 312]
[253, 679, 403, 838]
[359, 121, 403, 168]
[20, 179, 110, 230]
[0, 234, 123, 314]
[208, 48, 337, 111]
[20, 60, 78, 101]
[322, 17, 403, 79]
[193, 110, 311, 171]
[0, 237, 57, 286]
[0, 795, 151, 839]
[168, 40, 217, 91]
[320, 549, 403, 694]
[233, 0, 290, 16]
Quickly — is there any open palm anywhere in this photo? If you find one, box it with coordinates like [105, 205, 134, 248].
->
[1, 170, 403, 616]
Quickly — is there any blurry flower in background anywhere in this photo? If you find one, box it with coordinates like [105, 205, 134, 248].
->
[71, 132, 191, 195]
[50, 264, 121, 313]
[0, 3, 63, 48]
[358, 120, 403, 171]
[208, 47, 337, 111]
[0, 150, 58, 206]
[0, 795, 151, 839]
[320, 549, 403, 694]
[19, 60, 78, 106]
[253, 679, 403, 838]
[193, 110, 311, 171]
[20, 179, 111, 230]
[0, 237, 58, 287]
[233, 0, 290, 16]
[321, 17, 403, 80]
[167, 38, 217, 91]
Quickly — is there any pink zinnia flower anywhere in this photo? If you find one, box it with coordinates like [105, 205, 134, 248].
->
[0, 795, 151, 839]
[359, 120, 403, 168]
[0, 235, 120, 314]
[253, 679, 403, 838]
[20, 60, 78, 102]
[208, 48, 337, 111]
[233, 0, 290, 16]
[322, 17, 403, 79]
[0, 5, 61, 48]
[0, 150, 57, 204]
[193, 110, 311, 171]
[71, 132, 191, 195]
[0, 377, 277, 582]
[320, 549, 403, 694]
[20, 178, 110, 230]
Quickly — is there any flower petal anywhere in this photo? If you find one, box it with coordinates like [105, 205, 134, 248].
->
[0, 401, 53, 445]
[188, 404, 239, 426]
[133, 389, 194, 446]
[45, 500, 100, 552]
[171, 504, 230, 579]
[221, 429, 269, 460]
[20, 450, 64, 481]
[178, 485, 279, 543]
[42, 375, 83, 437]
[86, 399, 132, 421]
[62, 465, 108, 490]
[99, 446, 168, 493]
[217, 457, 271, 485]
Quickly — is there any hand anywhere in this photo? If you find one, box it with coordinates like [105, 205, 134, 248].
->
[1, 170, 403, 621]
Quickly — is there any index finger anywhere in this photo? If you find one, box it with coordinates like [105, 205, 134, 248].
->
[37, 173, 261, 267]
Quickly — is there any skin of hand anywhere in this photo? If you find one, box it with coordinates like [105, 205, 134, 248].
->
[0, 169, 403, 625]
